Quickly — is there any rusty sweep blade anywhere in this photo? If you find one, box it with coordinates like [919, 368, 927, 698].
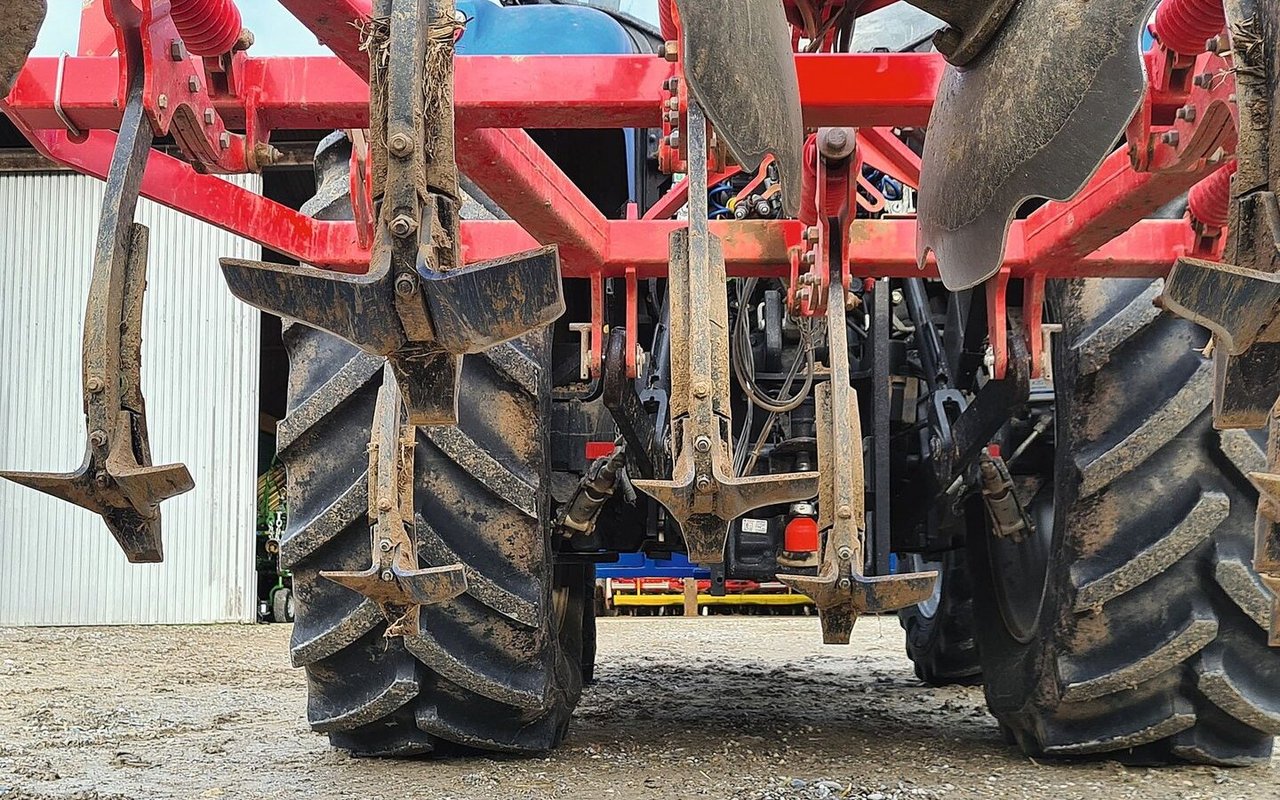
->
[917, 0, 1157, 290]
[1, 72, 193, 562]
[674, 0, 804, 218]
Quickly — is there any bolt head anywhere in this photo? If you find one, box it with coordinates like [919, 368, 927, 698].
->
[390, 214, 417, 238]
[1161, 130, 1180, 146]
[692, 381, 709, 399]
[388, 133, 412, 156]
[94, 471, 110, 488]
[157, 94, 168, 110]
[187, 76, 199, 93]
[377, 498, 393, 512]
[219, 131, 231, 149]
[694, 436, 712, 453]
[804, 226, 820, 244]
[1176, 105, 1196, 122]
[379, 539, 393, 552]
[837, 546, 853, 560]
[837, 577, 852, 591]
[695, 475, 713, 494]
[169, 40, 185, 61]
[85, 376, 103, 393]
[380, 569, 394, 582]
[836, 505, 852, 520]
[394, 274, 417, 297]
[204, 108, 215, 125]
[89, 431, 107, 448]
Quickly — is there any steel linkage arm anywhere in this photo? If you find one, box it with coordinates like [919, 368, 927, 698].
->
[219, 0, 563, 426]
[0, 55, 193, 563]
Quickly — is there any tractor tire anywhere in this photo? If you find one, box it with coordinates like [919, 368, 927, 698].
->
[970, 277, 1280, 765]
[276, 133, 583, 757]
[898, 551, 982, 686]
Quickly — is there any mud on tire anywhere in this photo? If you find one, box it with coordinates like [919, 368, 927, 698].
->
[970, 277, 1280, 765]
[277, 133, 583, 756]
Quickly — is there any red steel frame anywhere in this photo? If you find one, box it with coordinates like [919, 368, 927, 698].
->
[0, 1, 1229, 299]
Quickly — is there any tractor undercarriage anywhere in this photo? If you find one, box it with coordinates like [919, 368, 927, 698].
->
[3, 0, 1280, 764]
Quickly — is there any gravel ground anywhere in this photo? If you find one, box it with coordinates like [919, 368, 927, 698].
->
[0, 616, 1276, 799]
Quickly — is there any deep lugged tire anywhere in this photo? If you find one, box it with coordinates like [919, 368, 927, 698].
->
[277, 133, 582, 756]
[971, 277, 1280, 765]
[899, 551, 982, 686]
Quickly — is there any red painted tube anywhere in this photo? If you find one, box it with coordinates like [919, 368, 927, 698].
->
[1152, 0, 1225, 57]
[1188, 161, 1236, 228]
[171, 0, 243, 57]
[798, 133, 848, 227]
[659, 0, 678, 42]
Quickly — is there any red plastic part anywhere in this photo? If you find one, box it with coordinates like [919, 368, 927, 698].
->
[784, 517, 820, 553]
[1188, 161, 1237, 228]
[170, 0, 242, 57]
[585, 441, 616, 460]
[1152, 0, 1225, 57]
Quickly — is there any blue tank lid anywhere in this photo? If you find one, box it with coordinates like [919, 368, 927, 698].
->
[457, 1, 636, 56]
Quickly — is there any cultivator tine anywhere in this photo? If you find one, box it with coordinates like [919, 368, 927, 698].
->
[633, 104, 816, 565]
[777, 267, 936, 645]
[321, 365, 466, 638]
[673, 0, 803, 217]
[916, 0, 1155, 289]
[220, 0, 563, 426]
[0, 77, 193, 563]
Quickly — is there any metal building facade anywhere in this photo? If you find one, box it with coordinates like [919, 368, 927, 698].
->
[0, 171, 261, 625]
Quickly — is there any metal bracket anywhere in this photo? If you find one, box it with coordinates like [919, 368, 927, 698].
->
[632, 103, 817, 565]
[0, 74, 193, 562]
[321, 365, 466, 638]
[220, 0, 563, 425]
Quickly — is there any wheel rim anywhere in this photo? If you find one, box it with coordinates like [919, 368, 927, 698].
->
[909, 554, 944, 619]
[987, 480, 1054, 644]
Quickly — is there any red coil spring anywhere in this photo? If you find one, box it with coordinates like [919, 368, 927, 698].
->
[798, 134, 848, 227]
[659, 0, 678, 42]
[171, 0, 242, 57]
[1188, 161, 1236, 228]
[1152, 0, 1225, 57]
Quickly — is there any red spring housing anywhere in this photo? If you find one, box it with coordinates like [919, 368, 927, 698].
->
[659, 0, 678, 42]
[784, 516, 819, 553]
[1187, 161, 1236, 228]
[798, 134, 848, 227]
[1152, 0, 1225, 57]
[170, 0, 243, 57]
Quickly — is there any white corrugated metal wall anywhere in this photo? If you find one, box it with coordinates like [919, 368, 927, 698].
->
[0, 171, 261, 624]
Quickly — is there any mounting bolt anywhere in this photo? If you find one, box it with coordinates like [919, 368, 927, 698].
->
[662, 78, 679, 92]
[234, 29, 256, 52]
[169, 40, 185, 61]
[837, 546, 852, 560]
[694, 435, 711, 453]
[1175, 105, 1196, 122]
[390, 214, 417, 238]
[388, 132, 413, 156]
[660, 40, 679, 62]
[85, 376, 103, 393]
[837, 577, 852, 591]
[1205, 35, 1226, 54]
[804, 226, 820, 244]
[666, 97, 680, 111]
[1161, 130, 1180, 147]
[1192, 72, 1212, 88]
[94, 470, 110, 488]
[381, 569, 394, 582]
[692, 381, 709, 399]
[89, 430, 107, 448]
[836, 505, 852, 520]
[394, 274, 417, 297]
[932, 26, 961, 57]
[802, 250, 816, 267]
[695, 475, 713, 494]
[187, 76, 199, 93]
[219, 131, 231, 150]
[666, 131, 680, 150]
[157, 93, 168, 110]
[377, 498, 393, 512]
[204, 109, 215, 125]
[379, 539, 393, 552]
